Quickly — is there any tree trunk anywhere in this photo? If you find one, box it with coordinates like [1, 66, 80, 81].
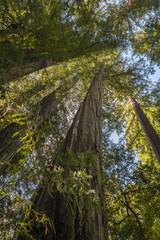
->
[0, 76, 79, 169]
[128, 96, 160, 164]
[0, 90, 56, 165]
[125, 0, 137, 11]
[4, 59, 55, 82]
[18, 65, 105, 240]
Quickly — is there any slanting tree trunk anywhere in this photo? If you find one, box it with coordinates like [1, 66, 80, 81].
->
[0, 57, 54, 87]
[18, 65, 105, 240]
[0, 90, 57, 165]
[128, 96, 160, 164]
[0, 75, 79, 168]
[9, 59, 55, 81]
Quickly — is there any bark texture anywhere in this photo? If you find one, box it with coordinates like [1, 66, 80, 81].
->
[1, 50, 74, 84]
[0, 90, 56, 165]
[0, 76, 79, 167]
[18, 65, 105, 240]
[128, 96, 160, 164]
[0, 58, 54, 89]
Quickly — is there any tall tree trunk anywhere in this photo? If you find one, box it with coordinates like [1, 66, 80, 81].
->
[18, 65, 105, 240]
[0, 90, 57, 165]
[0, 75, 79, 169]
[128, 96, 160, 164]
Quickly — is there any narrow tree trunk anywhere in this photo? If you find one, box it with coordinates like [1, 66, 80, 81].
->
[128, 96, 160, 164]
[18, 65, 105, 240]
[125, 0, 137, 11]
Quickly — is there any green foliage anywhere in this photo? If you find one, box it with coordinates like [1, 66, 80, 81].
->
[18, 203, 56, 239]
[17, 163, 100, 238]
[129, 0, 160, 64]
[105, 161, 160, 240]
[124, 94, 160, 165]
[1, 0, 160, 239]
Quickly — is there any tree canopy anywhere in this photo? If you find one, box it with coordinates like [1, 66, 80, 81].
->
[0, 0, 160, 239]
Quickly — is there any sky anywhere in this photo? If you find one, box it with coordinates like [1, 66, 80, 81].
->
[151, 66, 160, 84]
[110, 64, 160, 144]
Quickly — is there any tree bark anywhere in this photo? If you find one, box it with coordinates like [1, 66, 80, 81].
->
[0, 75, 79, 169]
[0, 58, 55, 87]
[18, 65, 105, 240]
[125, 0, 137, 11]
[0, 90, 56, 165]
[128, 96, 160, 164]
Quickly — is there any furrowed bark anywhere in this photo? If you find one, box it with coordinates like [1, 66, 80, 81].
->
[0, 75, 79, 168]
[128, 96, 160, 164]
[11, 59, 55, 79]
[0, 58, 55, 87]
[18, 65, 105, 240]
[0, 90, 56, 164]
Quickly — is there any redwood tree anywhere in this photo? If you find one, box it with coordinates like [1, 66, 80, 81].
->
[128, 96, 160, 164]
[18, 65, 106, 240]
[0, 75, 79, 169]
